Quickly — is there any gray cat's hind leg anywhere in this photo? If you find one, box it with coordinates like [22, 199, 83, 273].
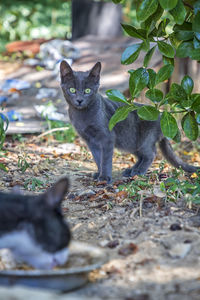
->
[123, 148, 156, 177]
[122, 158, 143, 177]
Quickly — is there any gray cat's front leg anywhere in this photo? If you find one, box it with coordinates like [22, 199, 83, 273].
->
[98, 141, 114, 183]
[87, 142, 101, 179]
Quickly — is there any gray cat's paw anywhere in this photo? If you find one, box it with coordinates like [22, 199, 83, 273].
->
[130, 169, 146, 176]
[122, 168, 132, 177]
[98, 176, 112, 184]
[123, 167, 144, 177]
[93, 172, 100, 180]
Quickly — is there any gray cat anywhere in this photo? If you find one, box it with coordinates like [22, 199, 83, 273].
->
[60, 61, 199, 183]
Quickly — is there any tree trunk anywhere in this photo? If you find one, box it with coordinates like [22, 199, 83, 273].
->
[72, 0, 122, 40]
[171, 58, 200, 93]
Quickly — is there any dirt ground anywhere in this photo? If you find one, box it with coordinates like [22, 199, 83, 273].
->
[0, 36, 200, 300]
[1, 136, 200, 300]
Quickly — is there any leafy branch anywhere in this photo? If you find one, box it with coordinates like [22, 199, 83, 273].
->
[108, 0, 200, 142]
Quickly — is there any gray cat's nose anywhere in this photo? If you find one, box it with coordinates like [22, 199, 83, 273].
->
[77, 99, 83, 105]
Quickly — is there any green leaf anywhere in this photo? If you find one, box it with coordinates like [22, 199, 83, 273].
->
[129, 68, 149, 97]
[176, 41, 193, 58]
[156, 18, 170, 37]
[181, 100, 194, 109]
[181, 76, 194, 95]
[170, 0, 186, 25]
[193, 37, 200, 49]
[196, 113, 200, 124]
[112, 0, 123, 3]
[159, 96, 168, 106]
[169, 32, 182, 49]
[141, 40, 150, 51]
[128, 69, 135, 75]
[147, 69, 157, 89]
[157, 41, 175, 58]
[195, 32, 200, 41]
[194, 1, 200, 14]
[121, 24, 146, 40]
[160, 111, 178, 138]
[109, 106, 133, 131]
[137, 0, 158, 22]
[146, 88, 163, 103]
[155, 64, 174, 85]
[191, 95, 200, 113]
[172, 128, 181, 143]
[174, 22, 192, 32]
[182, 112, 199, 141]
[170, 83, 187, 101]
[190, 48, 200, 60]
[137, 105, 160, 121]
[0, 163, 8, 172]
[193, 11, 200, 33]
[121, 44, 141, 65]
[175, 31, 194, 41]
[162, 56, 174, 66]
[143, 46, 156, 67]
[106, 89, 129, 104]
[142, 4, 164, 35]
[159, 0, 178, 10]
[165, 92, 177, 104]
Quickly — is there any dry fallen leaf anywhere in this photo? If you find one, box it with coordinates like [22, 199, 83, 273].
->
[106, 240, 119, 249]
[118, 243, 138, 256]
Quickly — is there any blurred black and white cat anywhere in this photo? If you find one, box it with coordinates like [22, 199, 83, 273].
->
[0, 178, 71, 269]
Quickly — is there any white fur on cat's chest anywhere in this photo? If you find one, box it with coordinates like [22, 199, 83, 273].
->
[0, 229, 69, 269]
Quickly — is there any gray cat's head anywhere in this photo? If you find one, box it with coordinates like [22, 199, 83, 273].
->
[0, 178, 71, 270]
[60, 61, 101, 110]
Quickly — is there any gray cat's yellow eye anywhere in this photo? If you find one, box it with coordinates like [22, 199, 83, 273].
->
[69, 87, 76, 94]
[84, 88, 91, 94]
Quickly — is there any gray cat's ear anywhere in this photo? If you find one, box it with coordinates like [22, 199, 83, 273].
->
[45, 177, 69, 208]
[88, 62, 101, 82]
[60, 60, 73, 78]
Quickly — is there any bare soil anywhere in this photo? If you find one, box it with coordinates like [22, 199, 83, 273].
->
[1, 136, 200, 300]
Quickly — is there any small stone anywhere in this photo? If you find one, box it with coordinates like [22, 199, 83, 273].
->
[118, 242, 138, 256]
[106, 240, 119, 249]
[78, 189, 96, 197]
[99, 240, 109, 247]
[168, 243, 191, 259]
[188, 215, 200, 227]
[67, 193, 76, 200]
[170, 223, 182, 231]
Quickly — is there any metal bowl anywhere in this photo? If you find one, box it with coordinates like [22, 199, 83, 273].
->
[0, 241, 106, 292]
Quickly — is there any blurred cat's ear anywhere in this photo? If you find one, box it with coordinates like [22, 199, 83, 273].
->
[60, 60, 73, 78]
[89, 62, 101, 82]
[44, 177, 69, 208]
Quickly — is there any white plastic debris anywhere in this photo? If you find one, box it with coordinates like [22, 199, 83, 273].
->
[34, 103, 65, 121]
[36, 88, 58, 100]
[0, 79, 31, 91]
[168, 243, 191, 259]
[39, 39, 81, 71]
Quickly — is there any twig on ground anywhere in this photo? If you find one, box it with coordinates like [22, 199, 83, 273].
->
[29, 127, 70, 142]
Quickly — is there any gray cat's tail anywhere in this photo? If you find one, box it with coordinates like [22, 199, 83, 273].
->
[159, 137, 199, 173]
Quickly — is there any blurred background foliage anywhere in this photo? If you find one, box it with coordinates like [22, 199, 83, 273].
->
[0, 0, 72, 53]
[0, 0, 140, 54]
